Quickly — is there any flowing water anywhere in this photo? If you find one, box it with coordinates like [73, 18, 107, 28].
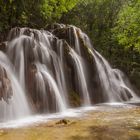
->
[0, 51, 30, 122]
[69, 48, 91, 106]
[89, 49, 138, 102]
[0, 24, 139, 126]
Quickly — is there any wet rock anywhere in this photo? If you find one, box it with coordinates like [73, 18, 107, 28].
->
[0, 42, 7, 52]
[0, 66, 13, 103]
[8, 27, 21, 41]
[46, 23, 66, 32]
[56, 119, 70, 125]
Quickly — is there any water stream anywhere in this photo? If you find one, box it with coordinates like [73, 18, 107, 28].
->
[0, 25, 139, 126]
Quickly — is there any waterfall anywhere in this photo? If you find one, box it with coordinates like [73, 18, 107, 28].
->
[0, 24, 139, 123]
[88, 47, 138, 102]
[35, 63, 66, 112]
[69, 48, 91, 106]
[0, 51, 30, 121]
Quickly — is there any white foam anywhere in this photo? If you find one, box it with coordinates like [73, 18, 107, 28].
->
[0, 106, 96, 129]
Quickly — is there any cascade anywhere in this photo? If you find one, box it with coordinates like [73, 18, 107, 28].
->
[0, 51, 30, 121]
[69, 48, 91, 105]
[0, 24, 139, 122]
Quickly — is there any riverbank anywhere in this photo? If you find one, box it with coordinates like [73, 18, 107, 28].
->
[0, 104, 140, 140]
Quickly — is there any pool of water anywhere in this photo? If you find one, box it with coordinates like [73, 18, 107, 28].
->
[0, 103, 140, 140]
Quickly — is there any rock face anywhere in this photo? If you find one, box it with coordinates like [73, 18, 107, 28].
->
[0, 42, 7, 52]
[0, 66, 12, 103]
[0, 24, 138, 114]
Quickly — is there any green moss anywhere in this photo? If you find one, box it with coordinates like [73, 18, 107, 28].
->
[68, 90, 81, 107]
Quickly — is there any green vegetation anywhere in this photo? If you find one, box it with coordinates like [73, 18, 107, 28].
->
[0, 0, 78, 31]
[61, 0, 140, 93]
[0, 0, 140, 93]
[114, 0, 140, 52]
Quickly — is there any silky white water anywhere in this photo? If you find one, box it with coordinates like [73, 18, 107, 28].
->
[0, 51, 30, 121]
[0, 24, 139, 125]
[69, 48, 91, 105]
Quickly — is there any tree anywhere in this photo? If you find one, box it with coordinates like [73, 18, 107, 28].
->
[61, 0, 140, 93]
[61, 0, 126, 53]
[113, 0, 140, 52]
[0, 0, 79, 31]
